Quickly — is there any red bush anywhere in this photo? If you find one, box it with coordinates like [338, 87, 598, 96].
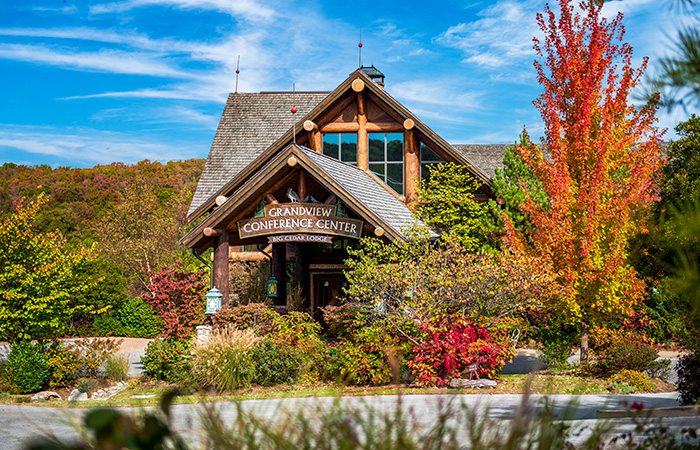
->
[407, 316, 516, 386]
[143, 263, 206, 341]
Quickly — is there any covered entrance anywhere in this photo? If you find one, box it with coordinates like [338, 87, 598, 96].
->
[180, 144, 420, 315]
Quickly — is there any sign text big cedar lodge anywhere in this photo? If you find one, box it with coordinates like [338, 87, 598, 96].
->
[238, 203, 364, 239]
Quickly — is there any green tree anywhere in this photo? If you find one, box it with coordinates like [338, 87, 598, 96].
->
[491, 133, 548, 236]
[414, 163, 496, 251]
[0, 195, 103, 342]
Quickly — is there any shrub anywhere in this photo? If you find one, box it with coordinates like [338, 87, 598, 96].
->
[328, 340, 394, 386]
[211, 302, 279, 334]
[143, 264, 207, 341]
[251, 342, 301, 386]
[114, 297, 162, 338]
[3, 342, 50, 393]
[45, 342, 82, 387]
[407, 316, 516, 386]
[321, 304, 369, 338]
[72, 338, 121, 377]
[190, 328, 259, 391]
[105, 354, 130, 381]
[91, 314, 122, 337]
[677, 351, 700, 405]
[142, 339, 191, 383]
[609, 369, 655, 393]
[586, 334, 659, 377]
[270, 312, 329, 383]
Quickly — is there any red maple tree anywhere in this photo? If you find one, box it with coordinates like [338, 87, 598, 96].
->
[505, 0, 664, 356]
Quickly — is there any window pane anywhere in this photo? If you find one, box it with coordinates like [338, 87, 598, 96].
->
[323, 134, 339, 159]
[420, 142, 443, 162]
[369, 163, 385, 180]
[340, 133, 357, 163]
[388, 180, 404, 194]
[368, 134, 385, 161]
[386, 133, 403, 161]
[421, 162, 441, 181]
[386, 163, 404, 194]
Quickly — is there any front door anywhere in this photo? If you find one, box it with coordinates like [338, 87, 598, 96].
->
[311, 272, 347, 314]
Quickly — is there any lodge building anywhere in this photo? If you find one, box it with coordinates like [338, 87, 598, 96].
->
[181, 66, 508, 314]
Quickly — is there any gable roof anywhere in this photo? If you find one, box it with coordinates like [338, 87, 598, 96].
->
[300, 147, 434, 240]
[452, 144, 510, 179]
[180, 144, 432, 250]
[189, 91, 329, 216]
[188, 69, 511, 222]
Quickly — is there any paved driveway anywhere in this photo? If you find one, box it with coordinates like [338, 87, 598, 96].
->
[3, 392, 696, 450]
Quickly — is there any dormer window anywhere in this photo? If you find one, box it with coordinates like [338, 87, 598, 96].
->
[322, 133, 357, 164]
[369, 132, 404, 194]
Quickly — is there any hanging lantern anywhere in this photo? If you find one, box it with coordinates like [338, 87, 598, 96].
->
[266, 276, 279, 299]
[205, 287, 223, 315]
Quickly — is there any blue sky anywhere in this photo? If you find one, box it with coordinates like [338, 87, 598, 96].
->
[0, 0, 696, 167]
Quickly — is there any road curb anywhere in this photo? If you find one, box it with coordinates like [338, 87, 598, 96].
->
[597, 405, 700, 419]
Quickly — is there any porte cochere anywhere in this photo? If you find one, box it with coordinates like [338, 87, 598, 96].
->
[180, 66, 508, 314]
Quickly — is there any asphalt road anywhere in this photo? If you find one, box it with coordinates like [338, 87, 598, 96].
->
[3, 392, 698, 450]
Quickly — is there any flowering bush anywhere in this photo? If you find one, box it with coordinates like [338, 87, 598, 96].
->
[407, 316, 516, 386]
[143, 264, 206, 341]
[609, 369, 655, 393]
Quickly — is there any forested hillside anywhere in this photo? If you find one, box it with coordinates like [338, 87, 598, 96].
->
[0, 159, 206, 337]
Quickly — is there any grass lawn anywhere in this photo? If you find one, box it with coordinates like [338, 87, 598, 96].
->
[0, 373, 677, 408]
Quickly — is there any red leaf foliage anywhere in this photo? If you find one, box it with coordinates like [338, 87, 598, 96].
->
[143, 263, 207, 341]
[407, 316, 516, 386]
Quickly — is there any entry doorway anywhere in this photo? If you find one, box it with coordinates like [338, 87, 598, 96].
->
[310, 272, 347, 315]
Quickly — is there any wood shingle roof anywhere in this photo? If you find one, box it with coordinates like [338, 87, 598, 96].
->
[189, 91, 329, 216]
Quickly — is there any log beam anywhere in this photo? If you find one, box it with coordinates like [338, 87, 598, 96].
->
[213, 230, 230, 307]
[404, 129, 420, 205]
[312, 130, 323, 154]
[264, 193, 278, 204]
[203, 227, 222, 237]
[357, 97, 369, 171]
[298, 170, 307, 200]
[303, 120, 317, 132]
[319, 121, 404, 134]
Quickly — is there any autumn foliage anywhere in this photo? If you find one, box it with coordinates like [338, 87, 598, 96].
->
[143, 264, 207, 341]
[407, 316, 516, 386]
[505, 0, 664, 334]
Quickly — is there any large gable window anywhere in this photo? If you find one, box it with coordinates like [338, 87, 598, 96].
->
[420, 142, 445, 182]
[322, 133, 357, 164]
[369, 132, 403, 194]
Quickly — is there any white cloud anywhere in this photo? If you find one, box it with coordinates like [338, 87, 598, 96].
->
[89, 0, 276, 22]
[0, 124, 197, 165]
[0, 43, 189, 78]
[32, 5, 78, 14]
[437, 0, 540, 69]
[391, 79, 483, 110]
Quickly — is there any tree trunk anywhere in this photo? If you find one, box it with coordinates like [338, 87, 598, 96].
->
[580, 327, 589, 362]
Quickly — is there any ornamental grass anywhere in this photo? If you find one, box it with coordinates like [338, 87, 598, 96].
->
[190, 328, 259, 392]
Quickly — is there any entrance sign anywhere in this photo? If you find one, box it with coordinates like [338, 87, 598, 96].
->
[268, 234, 334, 244]
[238, 202, 363, 240]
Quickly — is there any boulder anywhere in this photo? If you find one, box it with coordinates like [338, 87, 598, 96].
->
[67, 389, 88, 402]
[30, 391, 62, 401]
[448, 378, 498, 389]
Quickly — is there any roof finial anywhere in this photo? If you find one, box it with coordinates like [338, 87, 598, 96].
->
[234, 55, 240, 93]
[291, 82, 297, 145]
[358, 30, 363, 68]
